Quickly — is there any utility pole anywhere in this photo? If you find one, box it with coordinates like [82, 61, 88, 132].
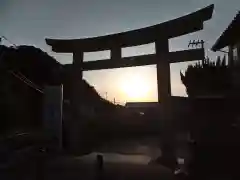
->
[0, 36, 17, 63]
[188, 39, 204, 49]
[0, 37, 5, 62]
[105, 92, 108, 100]
[188, 39, 205, 64]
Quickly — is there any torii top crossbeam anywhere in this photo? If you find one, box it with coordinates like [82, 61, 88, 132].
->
[46, 5, 213, 53]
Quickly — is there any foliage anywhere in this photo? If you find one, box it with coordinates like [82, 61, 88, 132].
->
[180, 56, 240, 178]
[180, 56, 231, 97]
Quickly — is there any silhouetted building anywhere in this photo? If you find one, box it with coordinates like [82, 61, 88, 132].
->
[125, 102, 162, 118]
[212, 11, 240, 65]
[125, 102, 159, 108]
[212, 11, 240, 97]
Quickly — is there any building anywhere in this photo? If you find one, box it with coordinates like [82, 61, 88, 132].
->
[125, 102, 160, 108]
[125, 102, 160, 112]
[125, 102, 162, 117]
[212, 11, 240, 65]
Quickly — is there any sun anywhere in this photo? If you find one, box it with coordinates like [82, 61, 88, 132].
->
[120, 73, 150, 101]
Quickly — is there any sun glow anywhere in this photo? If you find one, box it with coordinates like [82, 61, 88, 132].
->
[120, 73, 151, 101]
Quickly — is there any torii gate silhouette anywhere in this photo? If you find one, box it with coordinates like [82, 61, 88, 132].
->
[46, 5, 214, 163]
[46, 4, 213, 104]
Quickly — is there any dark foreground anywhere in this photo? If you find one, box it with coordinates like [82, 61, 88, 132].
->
[0, 155, 174, 180]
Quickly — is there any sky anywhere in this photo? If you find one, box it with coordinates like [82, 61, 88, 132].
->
[0, 0, 239, 104]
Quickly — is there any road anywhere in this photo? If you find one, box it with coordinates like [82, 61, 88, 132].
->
[43, 155, 175, 180]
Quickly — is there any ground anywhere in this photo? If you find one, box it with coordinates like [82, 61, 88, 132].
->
[1, 155, 175, 180]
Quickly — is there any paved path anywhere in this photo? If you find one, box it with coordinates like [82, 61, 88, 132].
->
[43, 156, 175, 180]
[0, 154, 175, 180]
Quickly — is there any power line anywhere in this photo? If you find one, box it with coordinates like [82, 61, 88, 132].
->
[13, 71, 41, 90]
[9, 70, 44, 94]
[0, 36, 17, 47]
[0, 38, 43, 94]
[8, 70, 44, 94]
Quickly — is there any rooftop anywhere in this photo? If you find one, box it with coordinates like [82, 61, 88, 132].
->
[212, 11, 240, 51]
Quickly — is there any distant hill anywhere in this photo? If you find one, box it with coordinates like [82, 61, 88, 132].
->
[61, 64, 116, 112]
[0, 45, 116, 134]
[0, 45, 61, 86]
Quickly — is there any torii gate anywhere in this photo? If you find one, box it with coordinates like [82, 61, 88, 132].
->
[46, 5, 213, 104]
[45, 5, 214, 160]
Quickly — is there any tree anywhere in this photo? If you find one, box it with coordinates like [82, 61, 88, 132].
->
[180, 56, 240, 179]
[180, 56, 231, 97]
